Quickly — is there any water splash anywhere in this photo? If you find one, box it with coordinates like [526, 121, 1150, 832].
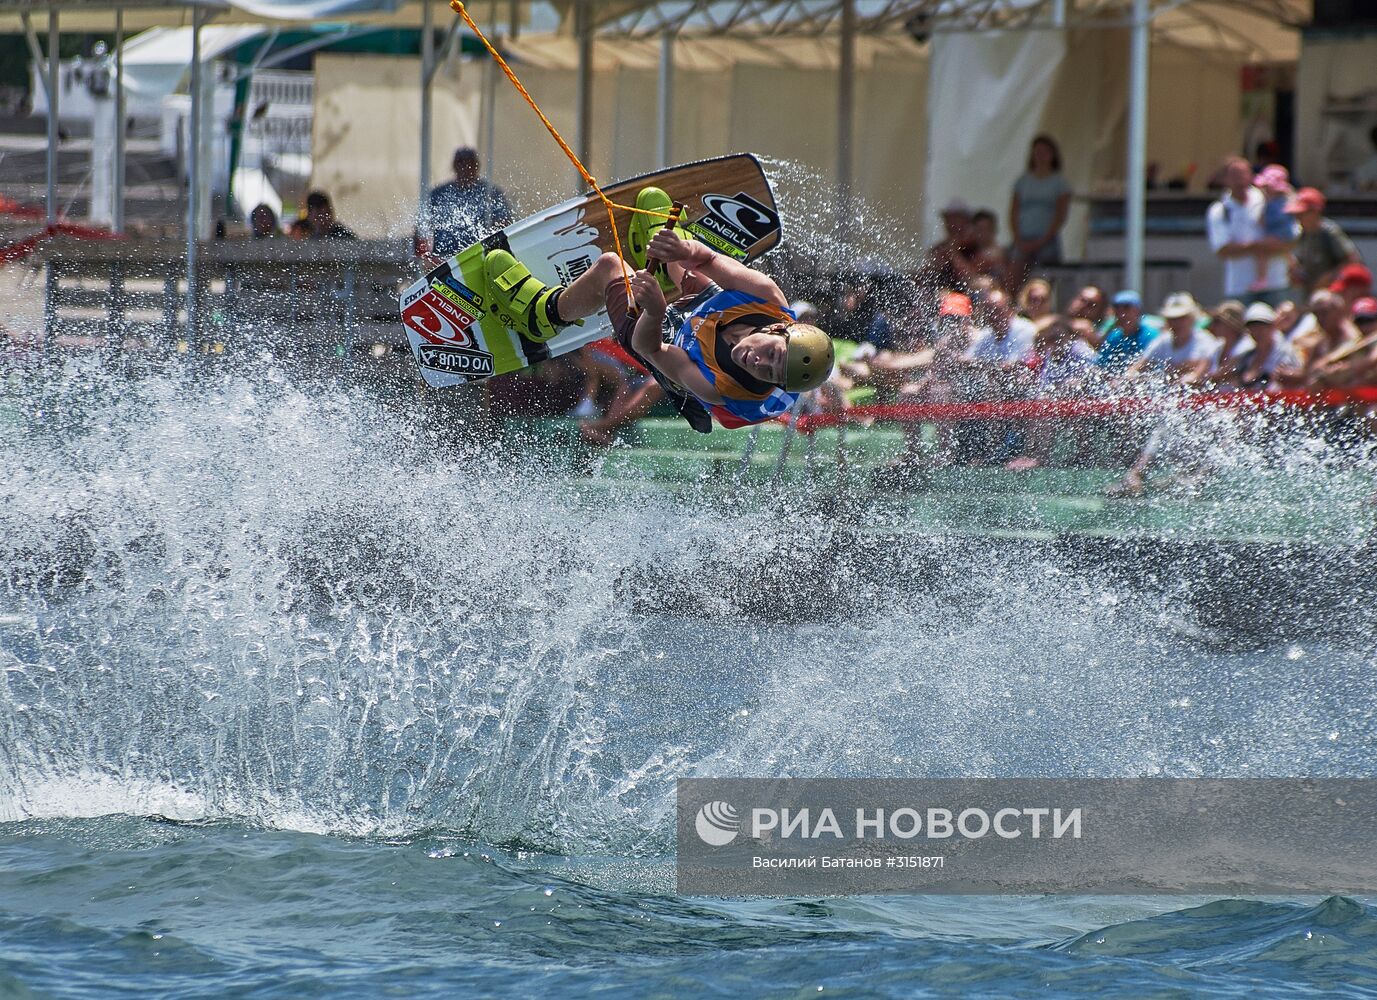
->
[1, 361, 1373, 849]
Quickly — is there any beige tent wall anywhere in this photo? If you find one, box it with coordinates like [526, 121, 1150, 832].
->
[922, 29, 1069, 247]
[314, 30, 1240, 243]
[312, 36, 927, 238]
[1145, 41, 1247, 188]
[1295, 32, 1377, 191]
[311, 54, 480, 237]
[923, 28, 1244, 255]
[1037, 28, 1129, 257]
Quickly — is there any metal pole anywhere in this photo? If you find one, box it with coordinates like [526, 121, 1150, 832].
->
[419, 0, 434, 211]
[186, 6, 202, 340]
[836, 0, 856, 230]
[46, 9, 59, 227]
[1125, 0, 1149, 295]
[114, 7, 126, 234]
[574, 0, 592, 192]
[656, 30, 673, 168]
[483, 41, 497, 189]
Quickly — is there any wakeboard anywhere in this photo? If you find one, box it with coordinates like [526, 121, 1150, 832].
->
[399, 153, 783, 389]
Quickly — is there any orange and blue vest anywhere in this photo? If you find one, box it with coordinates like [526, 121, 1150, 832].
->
[671, 289, 798, 428]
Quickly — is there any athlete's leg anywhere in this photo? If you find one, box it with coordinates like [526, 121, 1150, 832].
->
[580, 381, 664, 445]
[555, 253, 633, 322]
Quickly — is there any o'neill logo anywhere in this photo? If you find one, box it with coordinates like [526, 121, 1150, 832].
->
[402, 292, 476, 348]
[695, 801, 741, 846]
[687, 192, 780, 259]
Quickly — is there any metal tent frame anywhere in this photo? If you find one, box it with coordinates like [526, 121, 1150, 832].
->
[573, 0, 1310, 291]
[5, 0, 1311, 331]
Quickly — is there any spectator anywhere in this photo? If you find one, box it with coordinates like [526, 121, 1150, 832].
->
[1068, 285, 1109, 336]
[926, 199, 979, 293]
[904, 291, 978, 466]
[1095, 290, 1162, 373]
[1202, 300, 1247, 386]
[1008, 314, 1099, 470]
[249, 204, 279, 239]
[1122, 292, 1217, 386]
[966, 287, 1037, 368]
[1286, 187, 1361, 295]
[1009, 134, 1072, 287]
[1232, 302, 1300, 389]
[962, 288, 1037, 463]
[834, 272, 888, 347]
[1273, 299, 1303, 340]
[1307, 292, 1376, 388]
[1206, 156, 1291, 304]
[1337, 296, 1377, 386]
[1032, 314, 1097, 395]
[1017, 278, 1054, 323]
[304, 191, 356, 240]
[1288, 290, 1359, 386]
[1330, 262, 1373, 311]
[1108, 295, 1220, 498]
[969, 209, 1011, 287]
[287, 209, 312, 239]
[1252, 166, 1297, 292]
[424, 146, 514, 258]
[1355, 296, 1377, 337]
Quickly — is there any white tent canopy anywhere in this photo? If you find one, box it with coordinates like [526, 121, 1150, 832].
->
[119, 24, 264, 96]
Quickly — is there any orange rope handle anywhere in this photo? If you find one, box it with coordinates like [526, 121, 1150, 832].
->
[450, 0, 674, 309]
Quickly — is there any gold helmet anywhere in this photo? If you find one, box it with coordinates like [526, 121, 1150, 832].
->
[781, 323, 834, 392]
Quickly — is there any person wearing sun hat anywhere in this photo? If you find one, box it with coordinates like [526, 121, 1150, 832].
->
[1228, 301, 1301, 389]
[1286, 186, 1362, 295]
[1202, 300, 1249, 386]
[1122, 292, 1218, 385]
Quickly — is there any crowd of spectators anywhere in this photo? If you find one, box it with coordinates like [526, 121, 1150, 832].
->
[804, 145, 1376, 493]
[244, 190, 357, 241]
[220, 140, 1374, 498]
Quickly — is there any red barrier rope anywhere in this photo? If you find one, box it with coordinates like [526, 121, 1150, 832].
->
[589, 337, 642, 370]
[0, 195, 47, 220]
[0, 221, 123, 266]
[792, 387, 1377, 433]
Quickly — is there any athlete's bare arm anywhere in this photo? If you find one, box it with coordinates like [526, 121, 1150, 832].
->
[627, 269, 724, 404]
[645, 229, 787, 309]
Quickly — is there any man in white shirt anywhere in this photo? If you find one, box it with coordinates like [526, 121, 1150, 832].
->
[1123, 292, 1219, 384]
[964, 288, 1036, 364]
[961, 288, 1036, 464]
[1107, 292, 1221, 497]
[1205, 156, 1292, 305]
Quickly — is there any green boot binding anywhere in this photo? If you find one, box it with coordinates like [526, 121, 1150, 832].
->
[626, 186, 689, 297]
[482, 249, 575, 343]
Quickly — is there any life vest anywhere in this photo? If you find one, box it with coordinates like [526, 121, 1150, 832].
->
[671, 289, 798, 428]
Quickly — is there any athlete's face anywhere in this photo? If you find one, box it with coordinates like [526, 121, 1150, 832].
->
[731, 326, 788, 385]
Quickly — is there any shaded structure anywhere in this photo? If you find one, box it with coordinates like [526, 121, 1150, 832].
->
[2, 0, 1313, 330]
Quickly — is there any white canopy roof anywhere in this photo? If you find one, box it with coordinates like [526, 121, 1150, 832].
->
[120, 24, 263, 95]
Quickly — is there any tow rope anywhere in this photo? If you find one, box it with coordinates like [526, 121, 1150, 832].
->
[449, 0, 675, 307]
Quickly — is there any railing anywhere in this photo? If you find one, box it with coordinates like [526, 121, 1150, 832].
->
[1037, 259, 1191, 314]
[26, 236, 417, 356]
